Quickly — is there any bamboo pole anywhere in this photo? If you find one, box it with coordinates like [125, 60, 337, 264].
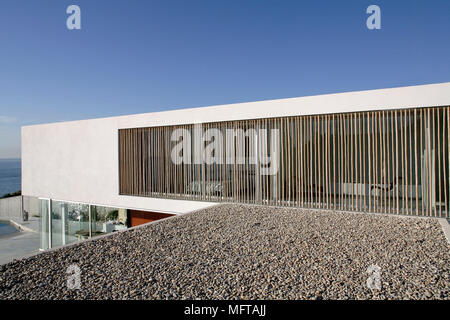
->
[333, 114, 336, 209]
[443, 107, 448, 218]
[117, 106, 449, 217]
[448, 107, 450, 218]
[437, 108, 442, 217]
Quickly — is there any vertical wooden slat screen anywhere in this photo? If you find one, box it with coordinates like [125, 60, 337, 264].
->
[119, 106, 450, 218]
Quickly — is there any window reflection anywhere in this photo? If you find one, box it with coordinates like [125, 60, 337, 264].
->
[91, 206, 127, 237]
[39, 200, 127, 249]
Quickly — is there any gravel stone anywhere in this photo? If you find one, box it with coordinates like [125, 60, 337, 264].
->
[0, 204, 449, 299]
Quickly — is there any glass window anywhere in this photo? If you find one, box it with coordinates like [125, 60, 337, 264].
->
[91, 206, 127, 237]
[51, 200, 90, 247]
[51, 201, 63, 247]
[39, 200, 128, 249]
[39, 199, 49, 250]
[65, 202, 89, 244]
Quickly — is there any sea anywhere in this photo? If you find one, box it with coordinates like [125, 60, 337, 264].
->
[0, 159, 21, 197]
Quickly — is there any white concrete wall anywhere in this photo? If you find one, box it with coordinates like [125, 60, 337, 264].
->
[21, 117, 214, 214]
[21, 82, 450, 214]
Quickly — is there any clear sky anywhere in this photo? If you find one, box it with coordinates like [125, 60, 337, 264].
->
[0, 0, 449, 158]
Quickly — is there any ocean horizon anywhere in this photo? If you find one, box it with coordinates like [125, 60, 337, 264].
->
[0, 159, 21, 197]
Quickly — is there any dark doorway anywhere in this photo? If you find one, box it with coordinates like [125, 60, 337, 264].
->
[128, 210, 174, 227]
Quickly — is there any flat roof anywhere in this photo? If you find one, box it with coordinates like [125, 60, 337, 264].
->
[2, 204, 449, 299]
[24, 82, 450, 130]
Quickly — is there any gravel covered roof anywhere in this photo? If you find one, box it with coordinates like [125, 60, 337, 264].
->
[0, 204, 449, 299]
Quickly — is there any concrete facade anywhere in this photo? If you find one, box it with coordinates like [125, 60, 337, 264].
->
[21, 82, 450, 214]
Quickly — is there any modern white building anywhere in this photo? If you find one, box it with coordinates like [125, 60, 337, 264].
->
[22, 82, 450, 250]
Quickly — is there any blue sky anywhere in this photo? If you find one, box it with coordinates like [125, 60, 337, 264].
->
[0, 0, 449, 158]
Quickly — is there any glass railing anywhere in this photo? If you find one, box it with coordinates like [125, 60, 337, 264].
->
[39, 199, 127, 250]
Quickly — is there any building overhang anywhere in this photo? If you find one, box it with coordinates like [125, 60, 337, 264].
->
[23, 82, 450, 130]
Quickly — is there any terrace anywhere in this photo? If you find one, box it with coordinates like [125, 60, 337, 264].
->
[0, 204, 449, 300]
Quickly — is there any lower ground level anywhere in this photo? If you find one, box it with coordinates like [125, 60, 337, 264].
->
[1, 204, 449, 299]
[38, 199, 175, 250]
[0, 217, 40, 265]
